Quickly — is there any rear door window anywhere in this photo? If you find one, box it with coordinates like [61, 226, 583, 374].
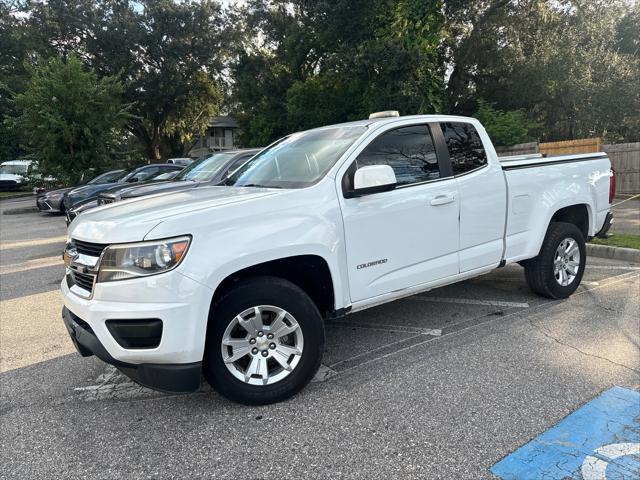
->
[440, 122, 487, 175]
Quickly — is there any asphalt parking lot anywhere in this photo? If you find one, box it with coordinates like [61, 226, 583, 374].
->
[1, 197, 639, 479]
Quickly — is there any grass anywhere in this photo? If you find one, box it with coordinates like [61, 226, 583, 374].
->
[590, 233, 640, 250]
[0, 191, 32, 198]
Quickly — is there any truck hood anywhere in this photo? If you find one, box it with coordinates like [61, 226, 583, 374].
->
[68, 186, 281, 243]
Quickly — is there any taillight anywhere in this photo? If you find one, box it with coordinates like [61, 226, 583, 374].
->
[609, 168, 616, 204]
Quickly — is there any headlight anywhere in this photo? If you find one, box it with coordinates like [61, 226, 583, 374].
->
[97, 236, 191, 283]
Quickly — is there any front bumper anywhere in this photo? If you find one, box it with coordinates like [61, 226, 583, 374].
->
[63, 307, 201, 393]
[0, 180, 20, 191]
[61, 268, 213, 392]
[36, 196, 61, 212]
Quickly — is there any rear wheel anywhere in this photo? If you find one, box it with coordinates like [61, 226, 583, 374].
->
[204, 276, 324, 405]
[524, 222, 586, 299]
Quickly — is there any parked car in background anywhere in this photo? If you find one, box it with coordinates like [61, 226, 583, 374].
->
[64, 164, 184, 224]
[35, 170, 125, 213]
[97, 149, 260, 206]
[0, 160, 33, 191]
[63, 164, 183, 211]
[167, 158, 194, 166]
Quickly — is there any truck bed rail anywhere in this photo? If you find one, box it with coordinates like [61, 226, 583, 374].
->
[499, 152, 608, 170]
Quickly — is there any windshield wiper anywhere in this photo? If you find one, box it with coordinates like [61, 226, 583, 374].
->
[239, 184, 283, 189]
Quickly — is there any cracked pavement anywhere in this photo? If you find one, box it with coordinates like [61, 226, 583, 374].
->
[1, 204, 639, 479]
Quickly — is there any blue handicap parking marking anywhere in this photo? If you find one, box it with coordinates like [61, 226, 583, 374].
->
[491, 386, 640, 479]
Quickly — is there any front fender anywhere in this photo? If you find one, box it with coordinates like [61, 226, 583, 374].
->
[145, 182, 351, 311]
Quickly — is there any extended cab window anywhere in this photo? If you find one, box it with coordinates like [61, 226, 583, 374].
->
[355, 125, 439, 186]
[441, 122, 487, 175]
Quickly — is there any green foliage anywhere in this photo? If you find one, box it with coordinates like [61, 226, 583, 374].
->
[12, 55, 131, 184]
[473, 100, 540, 146]
[3, 0, 639, 163]
[230, 0, 446, 146]
[445, 0, 640, 143]
[22, 0, 226, 160]
[0, 1, 30, 161]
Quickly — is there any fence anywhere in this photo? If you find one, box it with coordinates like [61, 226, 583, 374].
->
[539, 138, 602, 155]
[496, 139, 640, 194]
[605, 143, 640, 195]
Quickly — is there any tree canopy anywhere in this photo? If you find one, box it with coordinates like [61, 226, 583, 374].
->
[12, 55, 131, 184]
[229, 0, 447, 146]
[0, 0, 637, 168]
[20, 0, 227, 160]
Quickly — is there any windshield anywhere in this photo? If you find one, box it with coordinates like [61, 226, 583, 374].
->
[154, 170, 181, 180]
[88, 170, 125, 184]
[176, 153, 237, 181]
[224, 126, 366, 189]
[0, 163, 29, 175]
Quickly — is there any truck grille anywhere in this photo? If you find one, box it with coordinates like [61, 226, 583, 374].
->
[69, 270, 96, 292]
[73, 239, 108, 257]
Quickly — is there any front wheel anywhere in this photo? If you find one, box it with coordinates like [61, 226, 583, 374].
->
[204, 276, 324, 405]
[524, 222, 586, 299]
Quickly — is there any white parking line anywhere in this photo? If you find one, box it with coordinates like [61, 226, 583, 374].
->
[0, 256, 62, 274]
[329, 320, 441, 336]
[587, 265, 640, 270]
[0, 235, 67, 250]
[329, 270, 640, 378]
[410, 296, 530, 308]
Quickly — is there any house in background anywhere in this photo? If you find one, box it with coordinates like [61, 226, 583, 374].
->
[188, 116, 241, 158]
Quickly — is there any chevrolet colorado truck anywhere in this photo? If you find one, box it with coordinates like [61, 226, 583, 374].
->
[62, 113, 615, 405]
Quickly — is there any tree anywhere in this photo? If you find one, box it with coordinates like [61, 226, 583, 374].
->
[0, 0, 30, 161]
[444, 0, 639, 142]
[473, 100, 540, 146]
[13, 55, 131, 184]
[22, 0, 226, 160]
[229, 0, 447, 146]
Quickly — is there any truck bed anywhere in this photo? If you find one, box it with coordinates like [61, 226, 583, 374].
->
[498, 151, 611, 265]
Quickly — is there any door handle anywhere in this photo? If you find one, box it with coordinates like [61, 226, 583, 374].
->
[430, 194, 456, 206]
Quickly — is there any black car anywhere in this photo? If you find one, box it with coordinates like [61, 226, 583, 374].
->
[63, 164, 184, 212]
[96, 149, 260, 206]
[36, 169, 125, 213]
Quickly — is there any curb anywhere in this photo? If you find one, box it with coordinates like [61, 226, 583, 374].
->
[587, 243, 640, 263]
[2, 206, 38, 215]
[0, 192, 34, 200]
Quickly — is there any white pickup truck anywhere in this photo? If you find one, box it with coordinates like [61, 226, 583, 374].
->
[62, 113, 615, 404]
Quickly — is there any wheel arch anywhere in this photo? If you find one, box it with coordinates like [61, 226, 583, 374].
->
[532, 203, 592, 258]
[549, 203, 591, 239]
[209, 254, 337, 321]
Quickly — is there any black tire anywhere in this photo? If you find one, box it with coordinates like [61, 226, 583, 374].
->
[203, 276, 324, 405]
[524, 221, 586, 299]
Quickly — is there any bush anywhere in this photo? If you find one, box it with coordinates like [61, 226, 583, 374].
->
[473, 100, 540, 147]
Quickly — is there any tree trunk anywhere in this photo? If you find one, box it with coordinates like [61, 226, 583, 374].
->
[127, 120, 162, 163]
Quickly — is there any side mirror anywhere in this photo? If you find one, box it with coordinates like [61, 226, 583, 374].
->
[346, 165, 397, 198]
[128, 177, 139, 183]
